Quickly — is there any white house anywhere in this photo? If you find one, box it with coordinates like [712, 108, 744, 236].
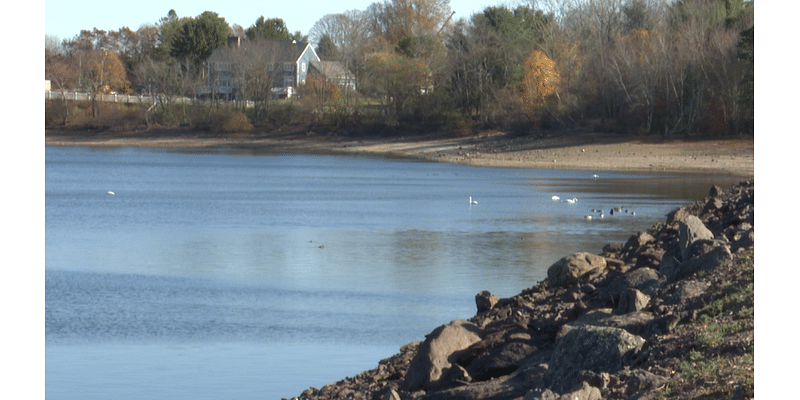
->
[205, 38, 320, 100]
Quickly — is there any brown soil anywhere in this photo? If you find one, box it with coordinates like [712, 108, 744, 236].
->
[44, 129, 754, 177]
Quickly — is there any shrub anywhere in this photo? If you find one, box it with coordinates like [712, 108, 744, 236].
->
[221, 110, 254, 132]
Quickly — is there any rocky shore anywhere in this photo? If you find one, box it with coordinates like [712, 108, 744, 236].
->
[288, 180, 754, 400]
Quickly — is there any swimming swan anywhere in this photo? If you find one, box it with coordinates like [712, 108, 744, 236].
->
[551, 195, 560, 201]
[469, 196, 478, 205]
[566, 198, 578, 204]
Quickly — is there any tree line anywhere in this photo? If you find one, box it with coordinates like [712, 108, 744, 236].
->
[45, 0, 754, 136]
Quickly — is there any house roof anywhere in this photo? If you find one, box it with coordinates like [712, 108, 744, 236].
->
[208, 39, 317, 64]
[309, 61, 354, 80]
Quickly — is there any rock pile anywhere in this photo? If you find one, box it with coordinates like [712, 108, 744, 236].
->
[289, 180, 754, 400]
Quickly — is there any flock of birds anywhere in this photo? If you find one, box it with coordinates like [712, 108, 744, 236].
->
[551, 194, 636, 220]
[469, 193, 636, 220]
[469, 173, 636, 221]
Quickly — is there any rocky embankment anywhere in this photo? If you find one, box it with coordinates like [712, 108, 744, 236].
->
[290, 180, 755, 400]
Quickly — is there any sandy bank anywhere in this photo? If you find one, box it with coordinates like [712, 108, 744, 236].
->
[45, 130, 754, 177]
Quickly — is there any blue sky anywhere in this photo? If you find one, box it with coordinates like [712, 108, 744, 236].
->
[45, 0, 504, 42]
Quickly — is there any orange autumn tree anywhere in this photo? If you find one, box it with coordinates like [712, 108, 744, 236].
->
[519, 49, 560, 113]
[79, 49, 133, 118]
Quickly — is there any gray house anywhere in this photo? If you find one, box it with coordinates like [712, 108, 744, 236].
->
[308, 61, 356, 92]
[205, 38, 320, 100]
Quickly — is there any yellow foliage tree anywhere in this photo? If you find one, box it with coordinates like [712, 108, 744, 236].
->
[79, 49, 133, 119]
[519, 50, 560, 112]
[81, 49, 132, 94]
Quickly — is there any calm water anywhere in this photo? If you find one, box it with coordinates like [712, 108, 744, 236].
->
[45, 146, 745, 399]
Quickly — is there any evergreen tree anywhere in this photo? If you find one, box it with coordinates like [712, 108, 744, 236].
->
[245, 17, 291, 40]
[316, 34, 340, 60]
[170, 11, 230, 68]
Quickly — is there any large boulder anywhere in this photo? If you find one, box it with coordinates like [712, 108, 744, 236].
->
[401, 320, 483, 392]
[547, 253, 608, 288]
[544, 326, 646, 393]
[679, 216, 714, 261]
[661, 239, 732, 282]
[597, 267, 664, 304]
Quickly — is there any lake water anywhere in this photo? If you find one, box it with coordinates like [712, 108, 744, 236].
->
[45, 146, 745, 399]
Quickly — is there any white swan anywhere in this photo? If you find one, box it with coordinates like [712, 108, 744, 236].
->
[107, 191, 115, 196]
[551, 195, 560, 201]
[566, 197, 578, 204]
[469, 196, 478, 205]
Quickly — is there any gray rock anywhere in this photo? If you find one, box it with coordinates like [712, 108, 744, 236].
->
[667, 206, 693, 225]
[401, 320, 483, 392]
[547, 253, 608, 288]
[616, 369, 670, 397]
[523, 388, 560, 400]
[732, 228, 754, 252]
[673, 241, 732, 281]
[595, 267, 664, 306]
[382, 389, 401, 400]
[615, 288, 650, 314]
[475, 290, 499, 313]
[523, 382, 601, 400]
[702, 197, 724, 214]
[622, 267, 664, 296]
[466, 341, 538, 382]
[544, 326, 646, 393]
[661, 233, 731, 282]
[559, 309, 670, 337]
[679, 216, 714, 261]
[623, 231, 655, 253]
[666, 280, 710, 306]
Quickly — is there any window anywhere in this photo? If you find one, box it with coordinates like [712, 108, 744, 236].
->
[284, 63, 293, 72]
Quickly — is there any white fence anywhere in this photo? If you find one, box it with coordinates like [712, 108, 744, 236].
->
[44, 91, 200, 104]
[45, 91, 160, 104]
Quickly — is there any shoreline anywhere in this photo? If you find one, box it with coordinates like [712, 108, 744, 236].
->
[44, 129, 754, 177]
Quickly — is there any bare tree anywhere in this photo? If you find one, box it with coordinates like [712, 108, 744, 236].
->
[211, 41, 297, 124]
[45, 53, 77, 125]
